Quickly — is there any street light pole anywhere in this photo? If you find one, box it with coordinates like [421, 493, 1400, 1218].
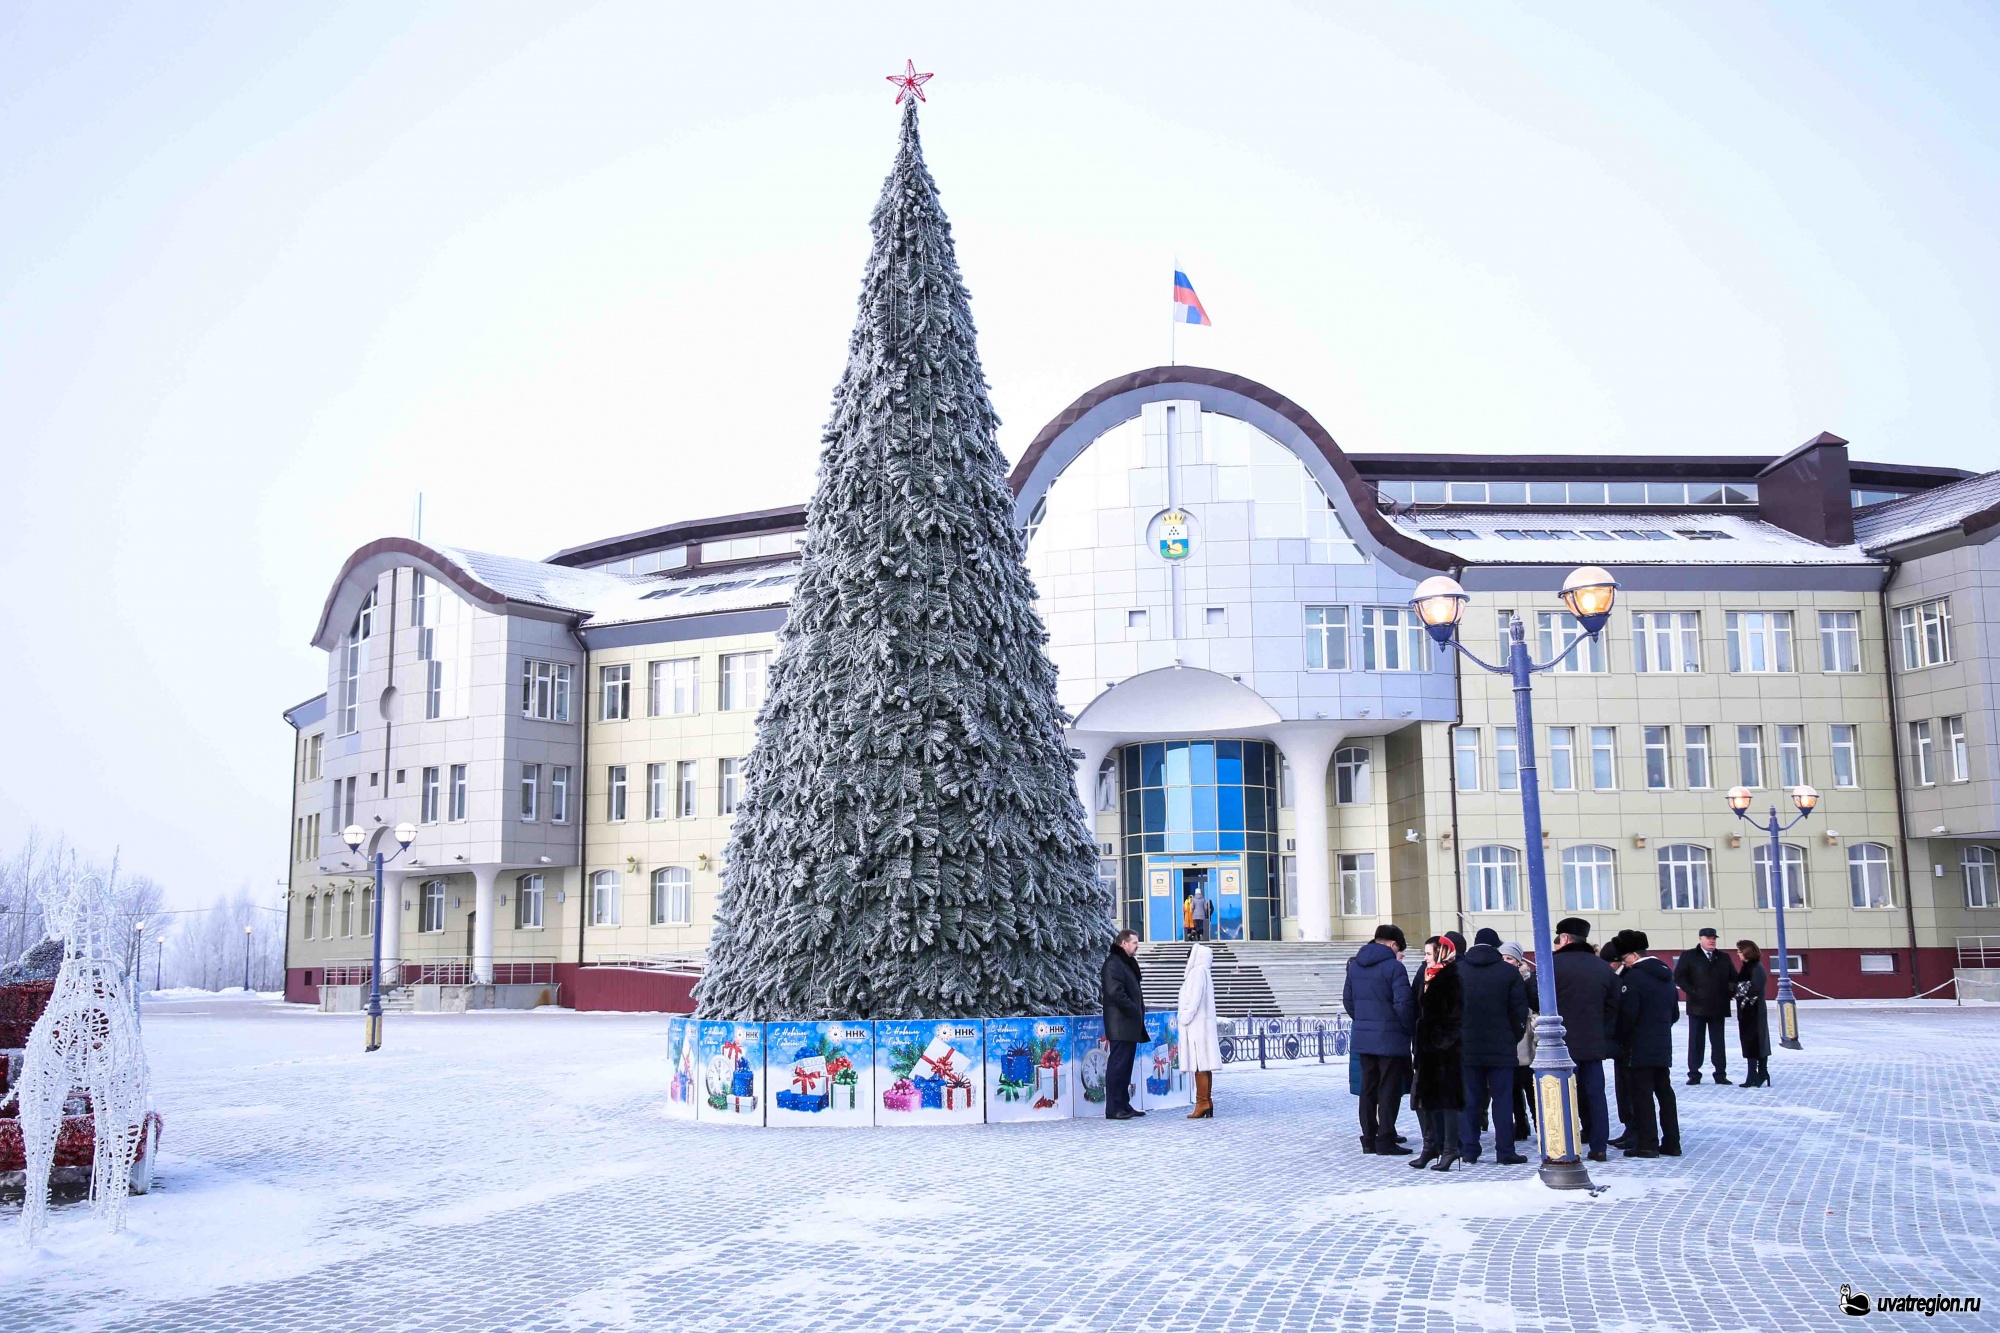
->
[1728, 784, 1816, 1050]
[1414, 565, 1619, 1192]
[243, 924, 253, 993]
[344, 822, 416, 1052]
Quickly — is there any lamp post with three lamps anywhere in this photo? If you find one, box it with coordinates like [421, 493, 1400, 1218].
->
[1727, 783, 1816, 1050]
[1411, 565, 1619, 1191]
[342, 821, 417, 1052]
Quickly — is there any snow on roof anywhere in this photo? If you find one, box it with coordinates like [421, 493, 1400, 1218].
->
[1390, 510, 1875, 565]
[581, 560, 801, 628]
[430, 545, 643, 614]
[1853, 470, 2000, 552]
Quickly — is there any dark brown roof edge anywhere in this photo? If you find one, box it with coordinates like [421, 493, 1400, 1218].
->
[1006, 365, 1452, 571]
[546, 503, 809, 568]
[310, 537, 514, 648]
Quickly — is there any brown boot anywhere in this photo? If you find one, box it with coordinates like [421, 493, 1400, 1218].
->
[1186, 1070, 1214, 1118]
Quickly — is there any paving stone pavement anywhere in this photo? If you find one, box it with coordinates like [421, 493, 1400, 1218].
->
[8, 999, 1998, 1332]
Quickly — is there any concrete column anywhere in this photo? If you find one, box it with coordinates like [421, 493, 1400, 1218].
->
[381, 871, 410, 987]
[1273, 728, 1341, 942]
[472, 865, 499, 985]
[1071, 734, 1118, 840]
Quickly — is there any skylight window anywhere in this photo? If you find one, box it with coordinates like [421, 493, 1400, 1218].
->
[640, 587, 685, 600]
[1582, 530, 1616, 541]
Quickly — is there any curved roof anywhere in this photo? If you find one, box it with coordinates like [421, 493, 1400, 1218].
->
[1007, 366, 1453, 575]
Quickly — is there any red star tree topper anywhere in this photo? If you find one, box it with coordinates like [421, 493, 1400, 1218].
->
[886, 59, 933, 103]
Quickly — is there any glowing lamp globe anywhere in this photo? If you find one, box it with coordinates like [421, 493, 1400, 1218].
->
[1411, 575, 1469, 645]
[1791, 785, 1820, 815]
[1558, 566, 1619, 634]
[342, 824, 366, 851]
[394, 822, 418, 848]
[1726, 786, 1755, 814]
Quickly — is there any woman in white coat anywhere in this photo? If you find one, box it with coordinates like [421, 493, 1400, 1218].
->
[1178, 943, 1221, 1118]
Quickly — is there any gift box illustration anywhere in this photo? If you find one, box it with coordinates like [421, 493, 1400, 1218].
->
[1034, 1046, 1063, 1108]
[910, 1035, 974, 1109]
[775, 1047, 830, 1114]
[828, 1053, 859, 1110]
[1145, 1046, 1173, 1096]
[882, 1078, 918, 1112]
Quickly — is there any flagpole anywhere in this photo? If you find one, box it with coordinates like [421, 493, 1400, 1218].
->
[1171, 255, 1178, 367]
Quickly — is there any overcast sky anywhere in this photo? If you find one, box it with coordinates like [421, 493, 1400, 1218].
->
[2, 2, 1995, 909]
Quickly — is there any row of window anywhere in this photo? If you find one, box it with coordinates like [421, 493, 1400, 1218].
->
[583, 867, 693, 927]
[1378, 479, 1759, 506]
[1451, 723, 1861, 794]
[603, 760, 747, 821]
[301, 865, 699, 941]
[1908, 716, 1972, 787]
[1461, 842, 1912, 914]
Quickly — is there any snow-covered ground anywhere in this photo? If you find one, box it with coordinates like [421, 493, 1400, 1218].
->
[8, 999, 1998, 1331]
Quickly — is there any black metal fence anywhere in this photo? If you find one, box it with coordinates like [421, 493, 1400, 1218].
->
[1215, 1015, 1350, 1067]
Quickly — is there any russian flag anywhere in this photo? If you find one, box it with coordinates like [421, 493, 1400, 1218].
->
[1173, 270, 1212, 326]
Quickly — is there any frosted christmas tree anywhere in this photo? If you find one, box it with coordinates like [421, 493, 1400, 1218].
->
[696, 71, 1109, 1021]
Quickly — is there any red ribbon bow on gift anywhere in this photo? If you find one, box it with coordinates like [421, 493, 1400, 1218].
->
[917, 1048, 961, 1079]
[1039, 1048, 1062, 1068]
[722, 1040, 743, 1062]
[792, 1066, 823, 1094]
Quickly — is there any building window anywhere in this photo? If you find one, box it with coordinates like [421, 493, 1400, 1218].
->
[1858, 953, 1897, 974]
[1547, 727, 1576, 791]
[425, 658, 443, 720]
[1682, 725, 1710, 790]
[340, 774, 357, 828]
[649, 658, 699, 717]
[1910, 720, 1935, 786]
[1830, 725, 1858, 789]
[600, 665, 631, 721]
[1737, 726, 1764, 789]
[676, 760, 698, 818]
[720, 758, 744, 814]
[1304, 606, 1349, 670]
[652, 867, 692, 926]
[590, 870, 622, 926]
[303, 733, 324, 782]
[1333, 747, 1370, 805]
[551, 765, 571, 823]
[1847, 843, 1894, 909]
[1632, 611, 1699, 673]
[1895, 599, 1952, 669]
[419, 880, 446, 933]
[1818, 611, 1861, 672]
[1778, 725, 1806, 789]
[321, 893, 334, 940]
[607, 766, 627, 822]
[519, 763, 539, 821]
[1096, 758, 1118, 812]
[1280, 855, 1298, 919]
[1453, 728, 1480, 792]
[647, 763, 668, 820]
[1657, 845, 1712, 911]
[1126, 609, 1148, 630]
[1752, 843, 1808, 910]
[1643, 726, 1671, 790]
[1337, 852, 1376, 916]
[1466, 845, 1521, 913]
[1494, 727, 1519, 792]
[1561, 845, 1616, 911]
[1278, 753, 1294, 808]
[721, 651, 772, 711]
[421, 766, 440, 823]
[1945, 716, 1968, 782]
[302, 894, 315, 940]
[340, 889, 354, 937]
[361, 887, 373, 937]
[339, 620, 362, 736]
[1964, 847, 1999, 910]
[1361, 607, 1425, 672]
[1590, 727, 1617, 791]
[1537, 611, 1606, 673]
[520, 660, 573, 722]
[448, 764, 467, 821]
[516, 874, 544, 929]
[1726, 611, 1793, 673]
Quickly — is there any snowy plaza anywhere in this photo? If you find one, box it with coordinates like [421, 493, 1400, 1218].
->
[7, 995, 1996, 1332]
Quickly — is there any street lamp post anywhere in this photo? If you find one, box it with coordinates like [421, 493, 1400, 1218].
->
[1412, 565, 1619, 1192]
[342, 822, 417, 1052]
[243, 924, 253, 993]
[1727, 784, 1817, 1050]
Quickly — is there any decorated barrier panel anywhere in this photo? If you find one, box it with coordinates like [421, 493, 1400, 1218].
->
[695, 1020, 765, 1125]
[766, 1021, 874, 1127]
[984, 1016, 1072, 1122]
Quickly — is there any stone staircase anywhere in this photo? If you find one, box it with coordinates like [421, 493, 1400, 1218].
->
[1137, 940, 1403, 1017]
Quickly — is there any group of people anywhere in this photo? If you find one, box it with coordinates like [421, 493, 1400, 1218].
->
[1342, 918, 1776, 1171]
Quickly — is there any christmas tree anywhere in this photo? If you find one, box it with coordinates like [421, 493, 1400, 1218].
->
[695, 91, 1109, 1021]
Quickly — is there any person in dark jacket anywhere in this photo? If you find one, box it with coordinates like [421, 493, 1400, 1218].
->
[1343, 924, 1415, 1155]
[1457, 927, 1530, 1165]
[1613, 929, 1681, 1157]
[1551, 917, 1617, 1161]
[1734, 940, 1772, 1088]
[1410, 935, 1465, 1170]
[1100, 929, 1148, 1121]
[1672, 926, 1736, 1084]
[1599, 938, 1633, 1145]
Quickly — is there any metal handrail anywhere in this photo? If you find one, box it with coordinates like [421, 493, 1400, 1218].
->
[317, 957, 560, 986]
[1955, 935, 2000, 970]
[586, 952, 706, 973]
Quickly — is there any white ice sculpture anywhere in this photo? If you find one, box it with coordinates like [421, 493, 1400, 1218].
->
[15, 867, 151, 1243]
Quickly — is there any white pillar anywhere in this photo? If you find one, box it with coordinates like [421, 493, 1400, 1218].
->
[1071, 733, 1120, 925]
[472, 865, 498, 985]
[381, 871, 409, 987]
[1274, 729, 1340, 942]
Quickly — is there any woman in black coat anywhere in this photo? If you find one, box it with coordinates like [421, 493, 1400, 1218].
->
[1410, 935, 1466, 1171]
[1734, 940, 1772, 1087]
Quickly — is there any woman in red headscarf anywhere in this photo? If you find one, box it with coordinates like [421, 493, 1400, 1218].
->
[1410, 932, 1467, 1171]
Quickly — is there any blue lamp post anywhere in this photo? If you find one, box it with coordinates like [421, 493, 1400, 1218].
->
[341, 820, 416, 1052]
[1412, 564, 1619, 1192]
[1727, 783, 1816, 1050]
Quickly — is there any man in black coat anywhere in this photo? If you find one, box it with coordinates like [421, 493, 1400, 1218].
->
[1456, 927, 1529, 1164]
[1100, 929, 1148, 1121]
[1550, 917, 1617, 1161]
[1343, 923, 1415, 1155]
[1613, 929, 1682, 1157]
[1673, 926, 1736, 1084]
